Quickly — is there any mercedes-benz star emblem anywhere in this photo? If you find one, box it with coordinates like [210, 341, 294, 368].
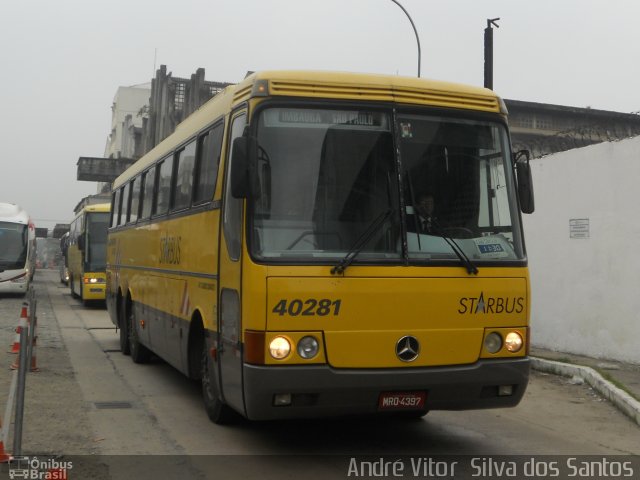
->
[396, 336, 420, 362]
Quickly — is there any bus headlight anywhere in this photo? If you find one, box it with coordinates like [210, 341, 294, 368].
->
[505, 332, 523, 353]
[269, 336, 291, 360]
[84, 277, 105, 284]
[484, 332, 502, 354]
[297, 336, 319, 359]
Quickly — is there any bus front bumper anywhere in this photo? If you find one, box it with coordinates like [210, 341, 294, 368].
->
[0, 277, 29, 294]
[242, 358, 529, 420]
[82, 283, 106, 300]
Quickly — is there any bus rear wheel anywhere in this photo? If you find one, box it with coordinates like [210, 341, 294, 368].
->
[80, 282, 89, 306]
[119, 298, 130, 356]
[69, 276, 78, 299]
[201, 341, 236, 424]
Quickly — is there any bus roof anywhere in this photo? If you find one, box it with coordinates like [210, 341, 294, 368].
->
[113, 70, 504, 189]
[0, 202, 30, 225]
[74, 202, 111, 217]
[237, 70, 502, 111]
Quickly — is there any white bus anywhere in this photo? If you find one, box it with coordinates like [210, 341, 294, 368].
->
[0, 203, 36, 295]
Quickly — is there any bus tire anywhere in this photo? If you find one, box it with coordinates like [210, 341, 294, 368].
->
[128, 302, 151, 364]
[80, 282, 88, 306]
[201, 340, 236, 425]
[69, 276, 78, 299]
[119, 296, 131, 356]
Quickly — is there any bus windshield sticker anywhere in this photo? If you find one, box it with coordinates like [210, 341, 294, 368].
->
[474, 237, 510, 258]
[400, 122, 413, 138]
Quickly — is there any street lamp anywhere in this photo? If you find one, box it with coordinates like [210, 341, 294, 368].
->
[389, 0, 422, 77]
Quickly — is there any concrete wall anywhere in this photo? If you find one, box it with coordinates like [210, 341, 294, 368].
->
[523, 135, 640, 364]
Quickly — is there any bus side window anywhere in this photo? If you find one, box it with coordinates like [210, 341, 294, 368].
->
[111, 189, 121, 228]
[223, 113, 247, 261]
[155, 157, 173, 216]
[124, 181, 133, 224]
[172, 139, 197, 211]
[141, 167, 156, 219]
[194, 122, 224, 204]
[120, 184, 129, 226]
[129, 176, 141, 223]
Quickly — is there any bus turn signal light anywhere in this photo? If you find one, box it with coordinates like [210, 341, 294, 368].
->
[244, 330, 265, 365]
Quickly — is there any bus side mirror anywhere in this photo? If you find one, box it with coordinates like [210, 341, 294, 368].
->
[231, 137, 250, 198]
[514, 150, 535, 214]
[78, 235, 85, 251]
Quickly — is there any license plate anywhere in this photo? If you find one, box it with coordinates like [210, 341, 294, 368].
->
[378, 391, 426, 410]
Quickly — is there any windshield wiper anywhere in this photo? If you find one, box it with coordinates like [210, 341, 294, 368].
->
[403, 171, 477, 275]
[430, 221, 478, 275]
[331, 209, 392, 275]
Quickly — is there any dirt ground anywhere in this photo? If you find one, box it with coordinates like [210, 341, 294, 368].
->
[1, 272, 111, 478]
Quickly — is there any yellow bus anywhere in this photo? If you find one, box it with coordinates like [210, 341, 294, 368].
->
[106, 70, 534, 423]
[68, 202, 110, 304]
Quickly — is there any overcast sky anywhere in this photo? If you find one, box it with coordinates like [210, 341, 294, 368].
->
[2, 0, 639, 229]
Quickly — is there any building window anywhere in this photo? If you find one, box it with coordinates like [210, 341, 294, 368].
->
[535, 116, 553, 130]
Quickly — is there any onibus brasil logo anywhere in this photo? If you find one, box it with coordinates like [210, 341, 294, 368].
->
[8, 456, 72, 480]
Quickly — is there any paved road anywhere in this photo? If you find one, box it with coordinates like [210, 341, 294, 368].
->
[2, 270, 639, 479]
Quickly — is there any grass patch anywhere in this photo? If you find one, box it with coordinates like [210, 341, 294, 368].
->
[594, 368, 640, 402]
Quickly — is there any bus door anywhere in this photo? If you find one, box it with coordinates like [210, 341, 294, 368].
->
[216, 111, 247, 413]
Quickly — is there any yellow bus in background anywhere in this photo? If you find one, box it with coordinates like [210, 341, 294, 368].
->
[67, 202, 110, 304]
[106, 70, 535, 424]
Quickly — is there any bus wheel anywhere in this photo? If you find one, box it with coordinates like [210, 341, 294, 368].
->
[119, 298, 131, 356]
[128, 303, 151, 364]
[69, 276, 78, 299]
[201, 341, 236, 424]
[80, 282, 88, 306]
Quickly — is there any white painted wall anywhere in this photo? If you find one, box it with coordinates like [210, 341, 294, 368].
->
[104, 84, 150, 159]
[523, 136, 640, 364]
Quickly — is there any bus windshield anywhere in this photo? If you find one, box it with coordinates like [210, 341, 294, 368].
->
[0, 222, 28, 270]
[250, 105, 524, 265]
[86, 212, 109, 271]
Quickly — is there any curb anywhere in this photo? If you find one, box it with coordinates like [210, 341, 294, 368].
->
[531, 357, 640, 427]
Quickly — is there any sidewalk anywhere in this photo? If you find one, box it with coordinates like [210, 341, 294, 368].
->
[531, 347, 640, 427]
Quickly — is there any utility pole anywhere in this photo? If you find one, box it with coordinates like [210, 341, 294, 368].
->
[484, 18, 500, 89]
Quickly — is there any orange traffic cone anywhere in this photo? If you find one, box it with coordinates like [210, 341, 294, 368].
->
[8, 305, 28, 354]
[30, 336, 39, 373]
[10, 336, 39, 372]
[0, 439, 11, 463]
[8, 328, 20, 354]
[0, 418, 11, 463]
